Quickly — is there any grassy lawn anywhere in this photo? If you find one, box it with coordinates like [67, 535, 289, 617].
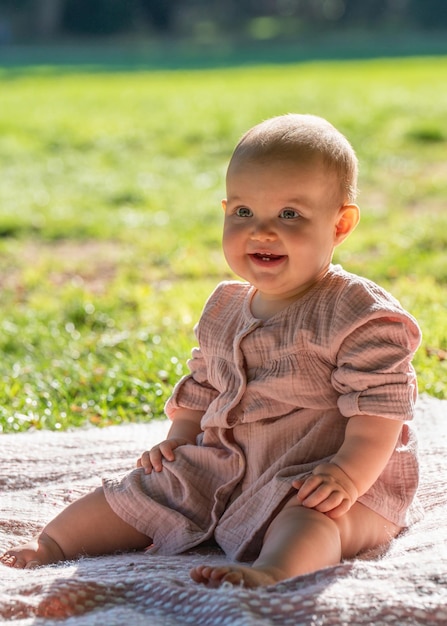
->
[0, 56, 446, 432]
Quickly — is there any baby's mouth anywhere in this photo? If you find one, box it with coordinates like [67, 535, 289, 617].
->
[250, 252, 285, 263]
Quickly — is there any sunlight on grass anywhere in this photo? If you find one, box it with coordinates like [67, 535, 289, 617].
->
[0, 57, 446, 431]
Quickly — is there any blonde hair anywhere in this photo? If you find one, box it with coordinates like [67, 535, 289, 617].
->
[228, 114, 358, 204]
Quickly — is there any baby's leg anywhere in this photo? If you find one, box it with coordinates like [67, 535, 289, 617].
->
[191, 500, 401, 588]
[1, 487, 151, 569]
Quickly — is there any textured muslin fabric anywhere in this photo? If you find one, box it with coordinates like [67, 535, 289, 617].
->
[103, 265, 422, 561]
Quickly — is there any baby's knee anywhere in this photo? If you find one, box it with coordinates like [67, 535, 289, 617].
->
[280, 501, 341, 538]
[337, 502, 401, 559]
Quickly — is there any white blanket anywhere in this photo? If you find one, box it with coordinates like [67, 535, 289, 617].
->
[1, 396, 446, 625]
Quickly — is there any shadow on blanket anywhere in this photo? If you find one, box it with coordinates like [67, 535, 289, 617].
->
[1, 396, 446, 625]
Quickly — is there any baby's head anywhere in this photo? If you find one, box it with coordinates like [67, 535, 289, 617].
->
[227, 114, 358, 206]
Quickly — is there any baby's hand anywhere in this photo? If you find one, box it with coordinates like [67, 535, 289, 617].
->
[136, 438, 190, 474]
[292, 463, 358, 519]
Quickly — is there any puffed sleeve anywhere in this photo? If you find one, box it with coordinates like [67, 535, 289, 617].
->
[164, 281, 244, 420]
[332, 315, 421, 420]
[164, 342, 219, 419]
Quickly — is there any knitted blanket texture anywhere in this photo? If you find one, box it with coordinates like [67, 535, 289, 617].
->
[1, 396, 446, 625]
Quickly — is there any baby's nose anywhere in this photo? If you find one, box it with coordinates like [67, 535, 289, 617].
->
[250, 221, 277, 240]
[251, 219, 277, 241]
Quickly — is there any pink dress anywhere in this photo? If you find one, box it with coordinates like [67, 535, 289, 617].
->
[103, 265, 422, 561]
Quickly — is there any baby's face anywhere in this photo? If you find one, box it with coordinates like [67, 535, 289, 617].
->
[222, 158, 352, 307]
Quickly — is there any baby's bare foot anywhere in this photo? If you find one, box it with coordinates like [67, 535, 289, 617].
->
[1, 532, 65, 569]
[190, 563, 283, 589]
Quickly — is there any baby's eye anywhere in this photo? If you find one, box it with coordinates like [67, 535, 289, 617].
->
[235, 207, 253, 217]
[279, 208, 300, 219]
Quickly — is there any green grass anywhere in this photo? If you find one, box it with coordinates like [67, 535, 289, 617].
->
[1, 56, 447, 432]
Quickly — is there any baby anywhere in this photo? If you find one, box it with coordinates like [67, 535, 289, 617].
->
[1, 114, 422, 588]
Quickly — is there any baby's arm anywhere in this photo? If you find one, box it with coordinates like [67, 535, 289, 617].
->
[137, 408, 204, 474]
[294, 415, 403, 518]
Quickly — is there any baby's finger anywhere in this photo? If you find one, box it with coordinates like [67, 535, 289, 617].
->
[311, 491, 345, 513]
[324, 499, 352, 519]
[298, 481, 338, 509]
[295, 475, 324, 503]
[149, 447, 164, 472]
[138, 450, 154, 474]
[292, 472, 313, 496]
[292, 477, 305, 489]
[158, 441, 176, 462]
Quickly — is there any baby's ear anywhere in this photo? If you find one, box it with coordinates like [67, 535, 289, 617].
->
[222, 199, 227, 212]
[334, 204, 360, 244]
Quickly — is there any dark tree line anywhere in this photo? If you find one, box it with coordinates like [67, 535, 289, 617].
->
[1, 0, 446, 40]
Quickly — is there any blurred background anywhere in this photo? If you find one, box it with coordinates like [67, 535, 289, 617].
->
[1, 0, 446, 431]
[0, 0, 447, 66]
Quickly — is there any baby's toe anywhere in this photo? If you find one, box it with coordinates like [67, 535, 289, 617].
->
[222, 569, 244, 585]
[1, 553, 16, 567]
[24, 559, 42, 569]
[190, 565, 208, 583]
